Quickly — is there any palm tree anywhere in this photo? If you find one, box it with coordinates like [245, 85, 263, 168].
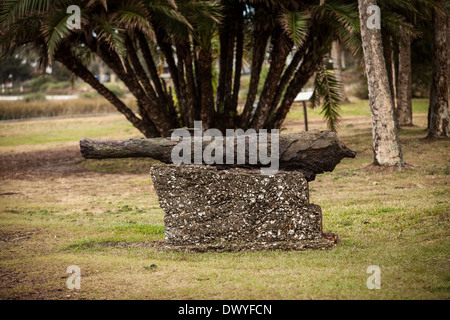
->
[396, 25, 413, 126]
[358, 0, 404, 167]
[0, 0, 362, 137]
[427, 0, 449, 138]
[330, 40, 349, 103]
[388, 0, 435, 128]
[0, 0, 436, 140]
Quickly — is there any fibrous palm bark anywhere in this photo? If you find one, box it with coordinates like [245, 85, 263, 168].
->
[396, 26, 413, 127]
[427, 0, 449, 138]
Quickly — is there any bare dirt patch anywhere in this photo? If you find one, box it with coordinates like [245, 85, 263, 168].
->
[0, 145, 158, 180]
[0, 229, 36, 243]
[0, 146, 85, 179]
[361, 162, 415, 174]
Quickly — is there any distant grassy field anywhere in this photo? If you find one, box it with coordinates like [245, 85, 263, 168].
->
[285, 98, 430, 122]
[0, 98, 448, 300]
[0, 115, 139, 152]
[0, 96, 138, 121]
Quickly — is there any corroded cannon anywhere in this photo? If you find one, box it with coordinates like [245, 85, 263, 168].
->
[80, 129, 355, 251]
[80, 129, 356, 181]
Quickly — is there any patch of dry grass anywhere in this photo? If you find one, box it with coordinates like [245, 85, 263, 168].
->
[0, 97, 137, 121]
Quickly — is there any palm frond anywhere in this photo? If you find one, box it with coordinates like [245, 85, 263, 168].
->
[146, 0, 193, 41]
[95, 17, 126, 58]
[86, 0, 108, 11]
[42, 7, 77, 64]
[278, 11, 309, 47]
[311, 61, 342, 132]
[113, 1, 155, 41]
[0, 13, 42, 59]
[177, 0, 222, 48]
[312, 0, 361, 55]
[0, 0, 51, 25]
[71, 42, 96, 67]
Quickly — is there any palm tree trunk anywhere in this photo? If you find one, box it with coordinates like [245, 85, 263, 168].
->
[396, 26, 413, 127]
[54, 47, 159, 138]
[251, 29, 292, 129]
[358, 0, 404, 166]
[270, 36, 311, 118]
[137, 32, 177, 122]
[198, 46, 214, 128]
[217, 5, 236, 115]
[177, 42, 198, 126]
[448, 14, 450, 99]
[382, 35, 397, 111]
[427, 0, 449, 138]
[341, 50, 347, 69]
[230, 7, 244, 124]
[331, 40, 349, 103]
[240, 28, 270, 128]
[83, 37, 174, 136]
[269, 31, 331, 129]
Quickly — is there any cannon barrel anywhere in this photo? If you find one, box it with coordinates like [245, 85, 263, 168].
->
[80, 129, 356, 181]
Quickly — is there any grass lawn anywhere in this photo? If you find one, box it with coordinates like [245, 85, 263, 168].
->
[0, 98, 448, 299]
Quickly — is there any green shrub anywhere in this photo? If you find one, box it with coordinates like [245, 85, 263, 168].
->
[23, 92, 46, 102]
[41, 81, 71, 92]
[80, 91, 100, 99]
[27, 76, 57, 91]
[105, 84, 126, 97]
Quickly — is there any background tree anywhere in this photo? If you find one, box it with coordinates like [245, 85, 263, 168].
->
[358, 0, 404, 167]
[330, 40, 349, 103]
[396, 25, 413, 126]
[375, 0, 435, 127]
[0, 56, 34, 84]
[427, 0, 449, 138]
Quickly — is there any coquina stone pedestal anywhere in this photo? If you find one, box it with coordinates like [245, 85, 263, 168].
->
[150, 164, 337, 252]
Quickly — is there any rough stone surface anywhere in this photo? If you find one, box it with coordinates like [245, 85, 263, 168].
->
[150, 164, 336, 252]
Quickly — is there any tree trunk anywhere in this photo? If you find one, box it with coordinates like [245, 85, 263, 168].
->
[251, 29, 293, 129]
[382, 35, 397, 111]
[198, 46, 214, 129]
[358, 0, 404, 166]
[84, 37, 174, 137]
[396, 26, 413, 126]
[427, 0, 449, 138]
[79, 131, 356, 182]
[54, 46, 159, 138]
[229, 4, 244, 123]
[341, 49, 346, 69]
[217, 5, 237, 116]
[270, 37, 311, 115]
[240, 27, 270, 128]
[331, 40, 349, 103]
[269, 32, 331, 129]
